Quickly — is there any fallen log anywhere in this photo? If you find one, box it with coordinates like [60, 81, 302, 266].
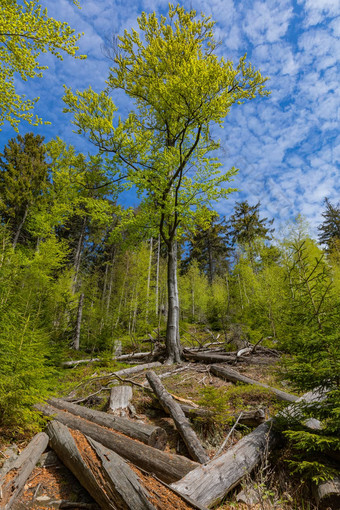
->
[47, 420, 157, 510]
[108, 385, 133, 416]
[172, 389, 332, 507]
[314, 477, 340, 510]
[183, 350, 237, 363]
[47, 397, 167, 450]
[62, 352, 153, 368]
[146, 371, 209, 464]
[170, 405, 265, 427]
[171, 421, 277, 507]
[210, 364, 298, 403]
[36, 403, 198, 484]
[0, 432, 49, 510]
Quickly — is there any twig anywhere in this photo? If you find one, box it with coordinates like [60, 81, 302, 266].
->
[212, 412, 243, 460]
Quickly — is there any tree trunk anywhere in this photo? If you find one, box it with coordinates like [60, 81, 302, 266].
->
[171, 421, 277, 507]
[145, 237, 153, 322]
[314, 477, 340, 510]
[12, 204, 29, 249]
[36, 403, 198, 484]
[210, 364, 298, 403]
[156, 234, 160, 316]
[73, 215, 87, 289]
[47, 397, 167, 450]
[108, 385, 133, 416]
[47, 420, 156, 510]
[0, 432, 49, 509]
[146, 371, 209, 464]
[166, 238, 181, 363]
[73, 293, 84, 350]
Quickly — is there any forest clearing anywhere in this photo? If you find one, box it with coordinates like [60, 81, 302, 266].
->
[0, 1, 339, 509]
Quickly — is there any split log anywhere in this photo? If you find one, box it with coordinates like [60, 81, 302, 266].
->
[0, 432, 49, 510]
[36, 403, 198, 484]
[314, 477, 340, 510]
[146, 371, 209, 464]
[171, 421, 277, 507]
[47, 420, 157, 510]
[108, 385, 133, 416]
[210, 364, 297, 403]
[47, 397, 167, 450]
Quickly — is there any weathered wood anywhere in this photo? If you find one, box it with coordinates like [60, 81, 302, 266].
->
[62, 354, 158, 369]
[169, 404, 265, 427]
[47, 420, 157, 510]
[0, 432, 49, 510]
[146, 370, 209, 464]
[110, 361, 162, 377]
[314, 477, 340, 510]
[171, 421, 277, 507]
[62, 358, 102, 367]
[184, 349, 277, 365]
[48, 397, 167, 450]
[108, 385, 133, 415]
[36, 403, 198, 484]
[210, 364, 298, 403]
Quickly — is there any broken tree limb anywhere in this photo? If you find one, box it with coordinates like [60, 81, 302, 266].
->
[146, 371, 209, 464]
[314, 477, 340, 510]
[0, 432, 49, 510]
[210, 364, 298, 403]
[47, 397, 167, 450]
[47, 420, 156, 510]
[36, 403, 198, 484]
[171, 421, 277, 507]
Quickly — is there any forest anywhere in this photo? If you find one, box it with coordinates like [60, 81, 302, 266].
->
[0, 2, 339, 510]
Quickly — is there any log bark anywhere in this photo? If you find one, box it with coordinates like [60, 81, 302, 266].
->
[210, 364, 298, 403]
[0, 432, 49, 510]
[178, 405, 265, 426]
[184, 350, 275, 365]
[104, 361, 162, 378]
[62, 354, 157, 368]
[47, 397, 167, 450]
[47, 420, 156, 510]
[146, 371, 209, 464]
[36, 403, 198, 484]
[108, 385, 133, 416]
[171, 421, 277, 507]
[314, 477, 340, 510]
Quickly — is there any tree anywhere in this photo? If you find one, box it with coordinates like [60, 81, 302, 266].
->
[0, 0, 85, 130]
[318, 198, 340, 254]
[183, 212, 230, 284]
[228, 200, 274, 245]
[0, 132, 49, 248]
[63, 5, 269, 362]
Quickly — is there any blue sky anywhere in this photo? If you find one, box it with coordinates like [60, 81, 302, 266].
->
[1, 0, 339, 237]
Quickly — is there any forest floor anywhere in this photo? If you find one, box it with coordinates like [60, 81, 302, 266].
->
[0, 346, 318, 510]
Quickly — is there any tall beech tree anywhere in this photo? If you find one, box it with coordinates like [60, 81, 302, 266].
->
[63, 5, 269, 362]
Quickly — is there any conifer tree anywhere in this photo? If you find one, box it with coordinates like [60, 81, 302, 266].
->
[0, 132, 49, 248]
[318, 197, 340, 254]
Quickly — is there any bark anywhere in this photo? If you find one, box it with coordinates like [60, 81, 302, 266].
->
[210, 364, 298, 403]
[73, 293, 84, 350]
[62, 352, 153, 367]
[73, 215, 87, 289]
[155, 234, 160, 316]
[36, 403, 198, 484]
[146, 371, 209, 464]
[166, 239, 182, 363]
[183, 350, 275, 365]
[0, 432, 49, 510]
[179, 405, 265, 426]
[108, 385, 133, 416]
[47, 420, 156, 510]
[145, 237, 153, 322]
[171, 421, 277, 507]
[47, 397, 167, 450]
[314, 477, 340, 510]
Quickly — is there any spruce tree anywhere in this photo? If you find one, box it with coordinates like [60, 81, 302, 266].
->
[318, 198, 340, 253]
